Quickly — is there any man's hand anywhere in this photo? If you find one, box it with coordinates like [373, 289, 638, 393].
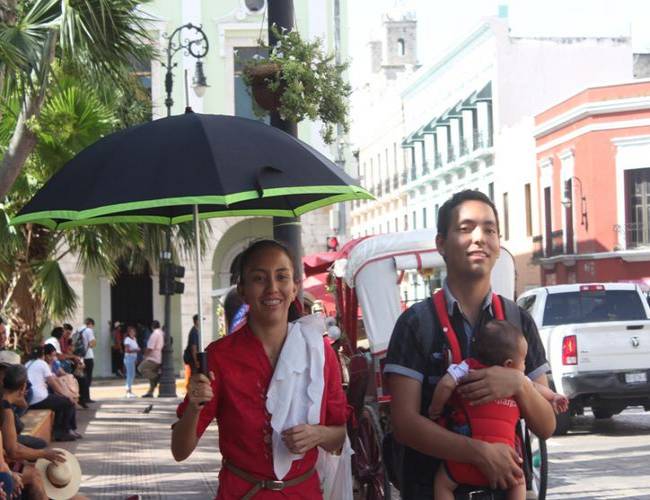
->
[472, 441, 524, 490]
[43, 448, 66, 463]
[457, 366, 524, 406]
[551, 394, 569, 414]
[282, 424, 323, 454]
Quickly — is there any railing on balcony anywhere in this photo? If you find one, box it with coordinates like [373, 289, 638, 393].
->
[410, 166, 417, 182]
[447, 144, 456, 163]
[614, 222, 650, 249]
[422, 160, 430, 175]
[549, 230, 564, 256]
[384, 178, 391, 194]
[460, 139, 469, 157]
[376, 182, 383, 197]
[392, 173, 399, 189]
[434, 153, 443, 169]
[401, 170, 408, 185]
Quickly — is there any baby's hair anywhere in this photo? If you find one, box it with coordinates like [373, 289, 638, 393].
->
[473, 319, 525, 366]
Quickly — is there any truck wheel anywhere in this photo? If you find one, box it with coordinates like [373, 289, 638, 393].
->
[554, 410, 571, 435]
[592, 408, 614, 419]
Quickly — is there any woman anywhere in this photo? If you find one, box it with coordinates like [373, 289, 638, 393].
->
[123, 325, 140, 398]
[171, 240, 349, 499]
[2, 363, 64, 499]
[25, 345, 80, 441]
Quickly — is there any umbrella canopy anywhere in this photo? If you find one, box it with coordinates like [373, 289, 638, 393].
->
[12, 113, 372, 228]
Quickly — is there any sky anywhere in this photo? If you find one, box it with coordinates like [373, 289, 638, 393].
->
[346, 0, 650, 88]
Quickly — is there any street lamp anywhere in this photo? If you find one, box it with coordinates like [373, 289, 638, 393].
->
[157, 23, 209, 397]
[163, 23, 209, 117]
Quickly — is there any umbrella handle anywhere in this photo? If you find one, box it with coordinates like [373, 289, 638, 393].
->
[197, 351, 208, 376]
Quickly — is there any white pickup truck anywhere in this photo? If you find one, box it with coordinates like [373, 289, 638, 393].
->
[517, 283, 650, 434]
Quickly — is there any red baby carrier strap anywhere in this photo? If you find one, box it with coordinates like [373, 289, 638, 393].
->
[432, 290, 505, 364]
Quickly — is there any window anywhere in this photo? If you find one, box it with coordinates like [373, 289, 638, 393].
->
[488, 182, 494, 202]
[564, 178, 574, 253]
[542, 290, 646, 326]
[544, 187, 552, 255]
[434, 204, 439, 228]
[422, 207, 428, 228]
[404, 214, 409, 230]
[525, 183, 532, 237]
[517, 295, 537, 314]
[502, 192, 509, 241]
[625, 168, 650, 248]
[397, 38, 405, 57]
[395, 217, 399, 232]
[412, 210, 417, 230]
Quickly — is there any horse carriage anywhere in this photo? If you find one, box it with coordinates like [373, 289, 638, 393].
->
[303, 229, 548, 500]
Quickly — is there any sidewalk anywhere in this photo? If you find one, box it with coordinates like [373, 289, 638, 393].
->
[55, 379, 221, 499]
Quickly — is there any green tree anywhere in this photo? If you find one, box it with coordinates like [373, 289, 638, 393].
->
[0, 0, 154, 199]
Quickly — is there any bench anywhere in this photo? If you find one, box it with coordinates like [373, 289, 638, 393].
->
[21, 410, 54, 444]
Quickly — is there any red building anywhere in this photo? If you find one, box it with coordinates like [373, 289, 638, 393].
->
[534, 80, 650, 287]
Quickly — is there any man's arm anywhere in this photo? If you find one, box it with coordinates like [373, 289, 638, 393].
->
[390, 374, 523, 490]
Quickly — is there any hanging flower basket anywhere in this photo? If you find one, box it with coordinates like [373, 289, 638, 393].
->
[245, 63, 283, 112]
[242, 25, 351, 144]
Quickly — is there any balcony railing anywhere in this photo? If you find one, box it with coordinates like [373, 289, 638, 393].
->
[384, 178, 391, 194]
[410, 166, 417, 182]
[532, 235, 543, 259]
[614, 222, 650, 249]
[460, 139, 469, 157]
[422, 160, 430, 175]
[548, 229, 564, 257]
[376, 182, 383, 197]
[401, 170, 408, 185]
[473, 130, 494, 150]
[434, 153, 443, 169]
[393, 173, 399, 189]
[447, 144, 456, 162]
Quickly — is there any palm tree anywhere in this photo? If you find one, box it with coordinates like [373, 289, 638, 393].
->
[0, 0, 155, 199]
[0, 62, 209, 345]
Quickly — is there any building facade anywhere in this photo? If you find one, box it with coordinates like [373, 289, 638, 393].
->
[534, 80, 650, 287]
[351, 11, 633, 298]
[60, 0, 350, 376]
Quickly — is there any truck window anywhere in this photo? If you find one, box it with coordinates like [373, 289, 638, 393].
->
[517, 295, 536, 314]
[542, 290, 648, 326]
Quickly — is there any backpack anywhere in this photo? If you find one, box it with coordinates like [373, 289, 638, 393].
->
[383, 292, 522, 493]
[72, 328, 87, 358]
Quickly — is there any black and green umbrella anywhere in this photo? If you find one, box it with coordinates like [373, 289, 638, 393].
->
[12, 112, 372, 356]
[13, 112, 371, 228]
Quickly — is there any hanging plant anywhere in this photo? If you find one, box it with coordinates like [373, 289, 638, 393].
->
[243, 25, 351, 144]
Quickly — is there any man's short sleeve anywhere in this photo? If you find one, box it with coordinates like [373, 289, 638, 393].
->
[520, 308, 550, 381]
[38, 360, 53, 379]
[383, 306, 428, 383]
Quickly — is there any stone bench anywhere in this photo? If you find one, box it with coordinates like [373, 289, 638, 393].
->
[21, 409, 54, 444]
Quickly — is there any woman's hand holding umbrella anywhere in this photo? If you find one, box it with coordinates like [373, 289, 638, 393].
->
[188, 372, 215, 409]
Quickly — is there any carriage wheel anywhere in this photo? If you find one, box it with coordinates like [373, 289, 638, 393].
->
[351, 405, 390, 500]
[525, 431, 548, 500]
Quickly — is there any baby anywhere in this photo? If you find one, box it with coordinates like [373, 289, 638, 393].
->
[428, 319, 567, 500]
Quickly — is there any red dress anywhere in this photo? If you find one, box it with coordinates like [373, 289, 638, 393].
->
[176, 324, 348, 499]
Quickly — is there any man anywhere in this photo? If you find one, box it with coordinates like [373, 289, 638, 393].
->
[61, 323, 89, 409]
[76, 318, 97, 405]
[139, 320, 164, 398]
[385, 190, 555, 499]
[183, 314, 200, 386]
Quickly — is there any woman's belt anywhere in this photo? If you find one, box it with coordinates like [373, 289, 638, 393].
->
[223, 459, 315, 499]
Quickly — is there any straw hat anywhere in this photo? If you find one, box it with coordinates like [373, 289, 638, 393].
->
[0, 350, 20, 366]
[35, 448, 82, 500]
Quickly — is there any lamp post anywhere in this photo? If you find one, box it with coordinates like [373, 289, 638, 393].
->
[157, 23, 209, 398]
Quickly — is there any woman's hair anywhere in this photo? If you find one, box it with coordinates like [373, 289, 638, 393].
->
[50, 326, 64, 340]
[236, 239, 302, 322]
[151, 320, 160, 330]
[473, 320, 524, 366]
[44, 344, 56, 356]
[3, 364, 27, 392]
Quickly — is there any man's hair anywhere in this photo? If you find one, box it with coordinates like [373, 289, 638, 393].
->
[193, 314, 199, 323]
[436, 189, 500, 237]
[85, 317, 95, 326]
[473, 320, 524, 366]
[50, 327, 63, 340]
[63, 323, 73, 331]
[151, 320, 161, 329]
[3, 364, 27, 392]
[43, 344, 57, 356]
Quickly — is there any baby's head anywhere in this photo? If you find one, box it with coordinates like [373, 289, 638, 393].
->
[473, 319, 527, 371]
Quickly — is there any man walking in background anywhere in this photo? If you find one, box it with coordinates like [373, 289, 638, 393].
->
[76, 317, 96, 405]
[139, 320, 164, 398]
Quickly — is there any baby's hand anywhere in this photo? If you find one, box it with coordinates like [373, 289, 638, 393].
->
[428, 401, 443, 420]
[552, 394, 569, 414]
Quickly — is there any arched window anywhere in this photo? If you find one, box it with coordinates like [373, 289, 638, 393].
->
[397, 38, 405, 57]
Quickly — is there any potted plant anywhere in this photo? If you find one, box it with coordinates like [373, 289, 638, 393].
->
[243, 25, 351, 144]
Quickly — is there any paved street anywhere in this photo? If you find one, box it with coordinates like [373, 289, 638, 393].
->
[547, 407, 650, 499]
[55, 379, 222, 499]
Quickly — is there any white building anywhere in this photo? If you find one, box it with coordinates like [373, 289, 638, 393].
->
[351, 10, 632, 297]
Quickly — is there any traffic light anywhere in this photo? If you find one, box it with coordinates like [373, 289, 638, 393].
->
[159, 262, 185, 295]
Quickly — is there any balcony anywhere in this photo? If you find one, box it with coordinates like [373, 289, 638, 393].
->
[615, 222, 650, 249]
[422, 160, 430, 175]
[548, 230, 564, 257]
[532, 235, 543, 260]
